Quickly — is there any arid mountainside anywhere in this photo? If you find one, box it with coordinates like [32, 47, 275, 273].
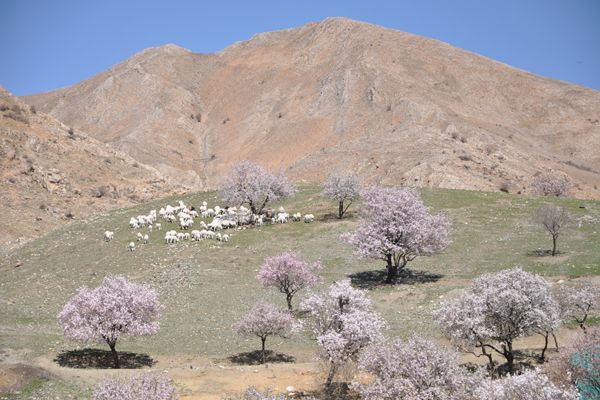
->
[25, 17, 600, 197]
[0, 86, 175, 249]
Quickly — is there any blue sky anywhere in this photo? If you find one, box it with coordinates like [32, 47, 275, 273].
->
[1, 0, 599, 96]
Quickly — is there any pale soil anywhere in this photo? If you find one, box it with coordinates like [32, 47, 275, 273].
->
[0, 325, 587, 399]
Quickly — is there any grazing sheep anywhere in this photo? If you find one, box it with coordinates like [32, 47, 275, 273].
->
[177, 232, 185, 241]
[143, 234, 149, 244]
[103, 231, 114, 242]
[276, 213, 288, 224]
[156, 223, 162, 231]
[304, 214, 315, 223]
[191, 230, 202, 241]
[292, 212, 302, 222]
[128, 242, 135, 251]
[215, 233, 222, 241]
[183, 233, 191, 241]
[137, 232, 143, 241]
[221, 234, 230, 242]
[148, 224, 153, 232]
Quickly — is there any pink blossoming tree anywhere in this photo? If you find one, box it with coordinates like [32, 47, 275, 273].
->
[233, 302, 300, 364]
[257, 252, 322, 310]
[220, 161, 295, 215]
[322, 173, 361, 218]
[301, 280, 385, 390]
[557, 283, 599, 332]
[342, 186, 449, 283]
[58, 276, 161, 368]
[531, 173, 571, 197]
[353, 335, 481, 400]
[475, 369, 579, 400]
[435, 267, 560, 374]
[93, 372, 177, 400]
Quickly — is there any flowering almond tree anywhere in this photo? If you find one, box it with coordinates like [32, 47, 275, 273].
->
[58, 276, 161, 368]
[94, 373, 177, 400]
[435, 268, 560, 374]
[531, 173, 570, 197]
[233, 302, 300, 364]
[475, 369, 579, 400]
[342, 186, 449, 283]
[354, 335, 480, 400]
[301, 280, 385, 390]
[220, 161, 295, 215]
[322, 173, 361, 218]
[557, 283, 599, 332]
[257, 252, 322, 310]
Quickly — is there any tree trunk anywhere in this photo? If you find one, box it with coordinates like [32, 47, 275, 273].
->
[480, 342, 494, 371]
[504, 342, 514, 374]
[540, 332, 549, 361]
[286, 293, 293, 311]
[338, 201, 344, 219]
[552, 332, 559, 351]
[552, 235, 557, 256]
[260, 337, 267, 364]
[325, 362, 337, 390]
[385, 254, 397, 283]
[107, 340, 120, 369]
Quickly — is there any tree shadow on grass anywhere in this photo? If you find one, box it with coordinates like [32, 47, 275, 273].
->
[349, 269, 444, 290]
[319, 212, 355, 223]
[526, 249, 563, 257]
[228, 350, 295, 365]
[54, 348, 155, 369]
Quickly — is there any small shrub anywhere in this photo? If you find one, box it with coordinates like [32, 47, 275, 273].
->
[499, 182, 510, 193]
[94, 185, 110, 198]
[458, 154, 472, 161]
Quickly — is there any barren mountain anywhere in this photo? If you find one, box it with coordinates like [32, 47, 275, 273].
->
[0, 86, 175, 250]
[25, 17, 600, 197]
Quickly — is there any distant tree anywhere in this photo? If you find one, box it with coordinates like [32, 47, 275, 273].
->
[257, 252, 322, 311]
[233, 302, 300, 364]
[58, 276, 161, 368]
[535, 204, 573, 256]
[342, 186, 449, 283]
[301, 280, 385, 390]
[557, 283, 600, 332]
[545, 327, 600, 399]
[220, 161, 295, 215]
[434, 268, 560, 374]
[322, 174, 361, 218]
[531, 173, 570, 197]
[354, 335, 480, 400]
[475, 369, 579, 400]
[93, 373, 177, 400]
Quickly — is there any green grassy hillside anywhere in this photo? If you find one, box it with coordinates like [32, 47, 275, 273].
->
[1, 187, 599, 365]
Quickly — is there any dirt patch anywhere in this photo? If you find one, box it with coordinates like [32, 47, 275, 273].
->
[0, 363, 55, 394]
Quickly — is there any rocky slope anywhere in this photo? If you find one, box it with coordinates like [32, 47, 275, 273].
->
[0, 86, 176, 249]
[25, 17, 600, 197]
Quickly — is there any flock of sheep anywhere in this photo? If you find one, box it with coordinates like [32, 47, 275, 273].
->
[102, 199, 315, 251]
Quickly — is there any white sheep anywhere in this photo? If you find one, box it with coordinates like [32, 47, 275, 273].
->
[276, 213, 288, 224]
[304, 214, 315, 223]
[137, 232, 143, 241]
[128, 242, 135, 251]
[221, 234, 230, 242]
[215, 232, 222, 241]
[103, 230, 114, 242]
[183, 233, 191, 241]
[292, 212, 302, 222]
[156, 223, 162, 231]
[143, 234, 149, 244]
[148, 224, 153, 232]
[191, 230, 202, 241]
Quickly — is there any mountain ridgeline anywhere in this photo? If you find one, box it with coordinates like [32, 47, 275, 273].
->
[24, 17, 600, 197]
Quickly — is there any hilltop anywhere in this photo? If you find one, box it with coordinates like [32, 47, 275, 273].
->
[25, 18, 600, 197]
